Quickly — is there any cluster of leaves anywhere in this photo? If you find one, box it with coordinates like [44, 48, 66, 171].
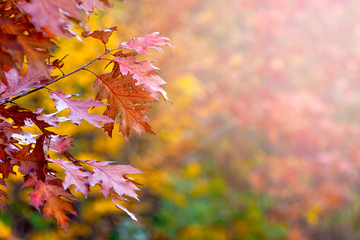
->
[0, 0, 172, 231]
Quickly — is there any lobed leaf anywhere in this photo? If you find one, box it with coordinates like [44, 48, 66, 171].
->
[50, 158, 90, 197]
[18, 0, 84, 37]
[120, 32, 174, 54]
[81, 26, 117, 44]
[49, 90, 114, 128]
[25, 175, 77, 231]
[86, 160, 141, 199]
[95, 72, 156, 139]
[112, 55, 169, 101]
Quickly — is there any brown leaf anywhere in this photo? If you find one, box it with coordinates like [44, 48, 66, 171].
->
[26, 175, 77, 231]
[0, 23, 56, 77]
[18, 0, 84, 37]
[49, 90, 114, 128]
[11, 135, 46, 179]
[81, 26, 117, 44]
[112, 55, 169, 101]
[95, 72, 157, 139]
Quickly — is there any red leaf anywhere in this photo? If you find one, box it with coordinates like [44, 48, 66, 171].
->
[95, 73, 156, 139]
[0, 23, 56, 77]
[50, 158, 90, 197]
[50, 135, 73, 154]
[25, 175, 77, 231]
[86, 160, 141, 199]
[81, 26, 117, 44]
[120, 32, 174, 54]
[36, 111, 69, 127]
[112, 55, 169, 101]
[49, 90, 114, 128]
[0, 105, 56, 136]
[11, 135, 46, 178]
[85, 160, 140, 219]
[18, 0, 84, 37]
[0, 161, 13, 179]
[78, 0, 114, 13]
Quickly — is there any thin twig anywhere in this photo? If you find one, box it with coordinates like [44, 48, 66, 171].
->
[82, 68, 100, 79]
[0, 50, 112, 105]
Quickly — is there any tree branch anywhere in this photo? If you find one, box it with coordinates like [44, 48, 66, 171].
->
[0, 50, 115, 105]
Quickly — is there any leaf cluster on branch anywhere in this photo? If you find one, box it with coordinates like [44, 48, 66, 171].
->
[0, 0, 172, 231]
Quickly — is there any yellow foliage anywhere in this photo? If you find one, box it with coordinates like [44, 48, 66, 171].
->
[180, 225, 227, 240]
[184, 162, 201, 177]
[172, 193, 187, 206]
[0, 220, 11, 239]
[92, 135, 125, 156]
[173, 74, 203, 99]
[305, 204, 323, 225]
[82, 198, 120, 223]
[137, 169, 171, 195]
[29, 223, 91, 240]
[190, 179, 207, 197]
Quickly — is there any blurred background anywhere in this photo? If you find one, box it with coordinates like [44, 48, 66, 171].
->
[3, 0, 360, 239]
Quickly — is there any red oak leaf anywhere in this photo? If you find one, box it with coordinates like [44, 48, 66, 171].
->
[11, 135, 46, 178]
[0, 161, 13, 179]
[86, 160, 141, 199]
[120, 32, 174, 54]
[81, 26, 117, 44]
[50, 135, 73, 154]
[36, 112, 69, 128]
[50, 158, 90, 197]
[25, 175, 77, 231]
[95, 72, 156, 139]
[78, 0, 114, 13]
[18, 0, 84, 37]
[0, 121, 22, 141]
[49, 90, 114, 128]
[0, 105, 56, 136]
[0, 23, 56, 77]
[112, 55, 169, 101]
[11, 132, 38, 145]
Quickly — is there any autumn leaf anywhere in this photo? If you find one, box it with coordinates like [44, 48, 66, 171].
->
[18, 0, 84, 37]
[78, 0, 114, 13]
[95, 72, 156, 139]
[0, 67, 51, 102]
[11, 135, 46, 178]
[49, 90, 114, 128]
[86, 160, 141, 199]
[0, 159, 13, 180]
[50, 135, 73, 154]
[50, 158, 90, 197]
[81, 26, 117, 44]
[0, 23, 56, 77]
[112, 55, 169, 101]
[0, 105, 56, 136]
[36, 111, 69, 128]
[120, 32, 174, 54]
[25, 175, 77, 231]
